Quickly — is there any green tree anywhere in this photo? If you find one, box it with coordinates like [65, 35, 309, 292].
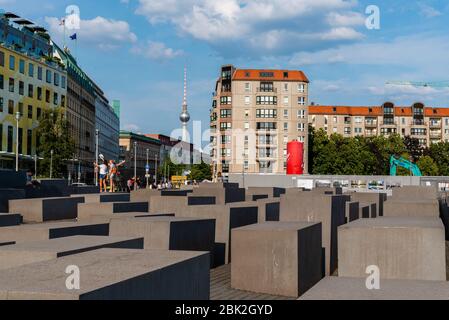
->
[417, 155, 439, 176]
[189, 161, 212, 182]
[403, 136, 424, 162]
[157, 157, 186, 180]
[36, 107, 75, 178]
[426, 142, 449, 175]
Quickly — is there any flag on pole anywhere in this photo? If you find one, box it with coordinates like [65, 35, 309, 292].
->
[70, 33, 77, 40]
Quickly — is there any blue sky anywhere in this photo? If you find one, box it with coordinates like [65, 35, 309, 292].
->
[2, 0, 449, 138]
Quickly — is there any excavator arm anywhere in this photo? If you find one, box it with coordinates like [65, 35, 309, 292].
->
[389, 156, 422, 176]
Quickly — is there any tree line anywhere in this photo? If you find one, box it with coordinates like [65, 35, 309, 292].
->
[308, 127, 448, 176]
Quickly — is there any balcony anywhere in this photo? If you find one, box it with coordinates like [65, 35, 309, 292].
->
[256, 88, 278, 93]
[430, 130, 442, 138]
[365, 121, 378, 128]
[429, 121, 442, 128]
[381, 121, 397, 126]
[412, 120, 427, 126]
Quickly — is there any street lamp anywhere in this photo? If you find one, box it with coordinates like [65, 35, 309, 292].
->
[155, 153, 158, 186]
[15, 111, 21, 172]
[34, 154, 37, 180]
[146, 148, 149, 188]
[95, 129, 99, 187]
[133, 141, 137, 191]
[50, 149, 54, 179]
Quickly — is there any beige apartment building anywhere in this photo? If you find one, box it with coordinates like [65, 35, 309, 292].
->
[309, 102, 449, 146]
[210, 65, 309, 177]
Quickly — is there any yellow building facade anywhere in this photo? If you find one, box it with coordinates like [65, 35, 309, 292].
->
[0, 44, 67, 169]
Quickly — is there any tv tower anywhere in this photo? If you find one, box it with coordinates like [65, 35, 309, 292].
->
[179, 67, 190, 142]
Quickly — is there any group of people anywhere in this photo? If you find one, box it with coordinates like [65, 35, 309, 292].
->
[94, 155, 125, 193]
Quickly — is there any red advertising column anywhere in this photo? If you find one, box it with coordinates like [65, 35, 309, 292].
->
[287, 141, 304, 175]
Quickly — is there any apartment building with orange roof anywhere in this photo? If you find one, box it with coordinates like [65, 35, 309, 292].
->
[309, 102, 449, 147]
[210, 65, 310, 177]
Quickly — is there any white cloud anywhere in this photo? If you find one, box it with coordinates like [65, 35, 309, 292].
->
[135, 0, 364, 56]
[418, 3, 442, 18]
[122, 123, 141, 132]
[46, 16, 137, 50]
[131, 41, 183, 60]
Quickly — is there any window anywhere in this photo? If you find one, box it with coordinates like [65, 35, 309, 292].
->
[19, 81, 24, 95]
[298, 83, 305, 93]
[221, 135, 231, 144]
[244, 122, 250, 129]
[9, 55, 15, 70]
[402, 117, 406, 125]
[283, 97, 289, 105]
[256, 96, 277, 105]
[283, 122, 288, 131]
[355, 117, 362, 124]
[344, 127, 351, 135]
[0, 74, 3, 90]
[37, 87, 42, 100]
[355, 128, 363, 134]
[29, 63, 34, 77]
[46, 90, 50, 103]
[445, 118, 449, 126]
[411, 128, 427, 136]
[46, 70, 52, 83]
[245, 83, 251, 92]
[18, 103, 23, 116]
[54, 73, 60, 86]
[7, 125, 13, 153]
[221, 148, 231, 157]
[297, 110, 305, 119]
[283, 83, 288, 92]
[220, 96, 232, 105]
[61, 95, 66, 107]
[259, 82, 274, 92]
[27, 105, 33, 119]
[19, 59, 25, 74]
[37, 108, 42, 120]
[37, 67, 43, 80]
[333, 116, 338, 123]
[53, 92, 58, 105]
[27, 130, 32, 155]
[61, 75, 66, 89]
[298, 96, 305, 105]
[244, 161, 249, 170]
[28, 84, 33, 98]
[344, 116, 351, 124]
[9, 78, 14, 92]
[297, 123, 305, 132]
[256, 109, 277, 118]
[220, 109, 232, 118]
[257, 122, 276, 130]
[244, 96, 250, 105]
[8, 100, 14, 114]
[0, 124, 2, 151]
[283, 136, 288, 143]
[333, 127, 338, 133]
[283, 109, 288, 118]
[0, 97, 3, 112]
[0, 51, 4, 67]
[220, 122, 232, 130]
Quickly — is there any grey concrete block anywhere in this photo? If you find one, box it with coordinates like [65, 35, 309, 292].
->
[0, 249, 210, 300]
[0, 213, 22, 227]
[175, 203, 259, 265]
[338, 217, 446, 281]
[9, 197, 85, 223]
[187, 196, 216, 205]
[192, 187, 245, 204]
[383, 200, 439, 217]
[231, 222, 322, 297]
[246, 187, 286, 199]
[299, 277, 449, 300]
[0, 171, 26, 188]
[280, 193, 349, 276]
[391, 186, 437, 201]
[72, 193, 130, 203]
[0, 235, 144, 270]
[349, 192, 385, 216]
[77, 202, 149, 221]
[88, 212, 175, 224]
[345, 202, 359, 223]
[0, 189, 26, 213]
[0, 221, 110, 244]
[109, 217, 215, 256]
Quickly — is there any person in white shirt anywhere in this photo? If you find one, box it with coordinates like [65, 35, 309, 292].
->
[94, 159, 109, 193]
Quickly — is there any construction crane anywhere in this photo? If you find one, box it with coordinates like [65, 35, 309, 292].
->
[386, 81, 449, 88]
[389, 156, 422, 177]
